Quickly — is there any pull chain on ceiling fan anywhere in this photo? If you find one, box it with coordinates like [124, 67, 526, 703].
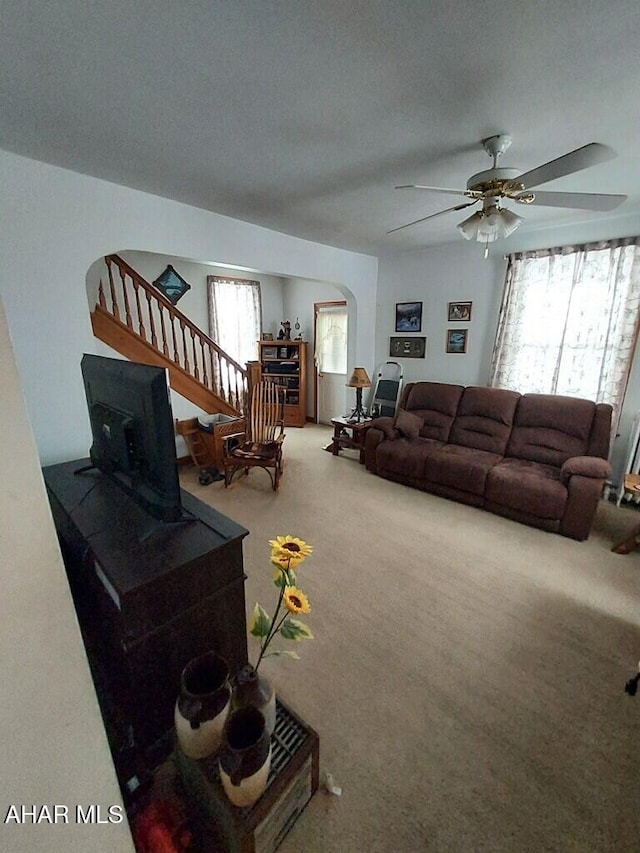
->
[388, 134, 627, 255]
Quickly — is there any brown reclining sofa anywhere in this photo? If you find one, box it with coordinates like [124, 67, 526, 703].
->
[364, 382, 613, 540]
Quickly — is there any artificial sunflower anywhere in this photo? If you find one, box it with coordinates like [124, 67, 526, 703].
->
[271, 551, 305, 577]
[283, 586, 311, 615]
[269, 535, 314, 559]
[251, 536, 316, 670]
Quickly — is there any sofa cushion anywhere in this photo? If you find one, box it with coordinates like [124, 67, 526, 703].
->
[506, 394, 595, 466]
[485, 458, 567, 518]
[377, 437, 444, 479]
[403, 382, 464, 442]
[395, 409, 423, 439]
[587, 403, 613, 458]
[448, 387, 520, 455]
[425, 444, 503, 496]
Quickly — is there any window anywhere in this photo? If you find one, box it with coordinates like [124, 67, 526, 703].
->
[314, 306, 347, 374]
[207, 276, 262, 366]
[490, 237, 640, 429]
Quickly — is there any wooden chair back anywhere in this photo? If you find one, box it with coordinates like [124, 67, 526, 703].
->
[248, 381, 284, 444]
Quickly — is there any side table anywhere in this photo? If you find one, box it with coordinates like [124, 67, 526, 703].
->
[612, 473, 640, 554]
[325, 416, 373, 464]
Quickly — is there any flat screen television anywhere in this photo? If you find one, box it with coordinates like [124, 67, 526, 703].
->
[79, 354, 185, 523]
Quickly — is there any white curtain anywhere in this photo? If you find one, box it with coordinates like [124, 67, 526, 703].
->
[208, 276, 262, 366]
[490, 237, 640, 429]
[314, 306, 347, 374]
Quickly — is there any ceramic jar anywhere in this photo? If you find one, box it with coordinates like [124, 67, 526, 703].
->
[174, 651, 231, 759]
[231, 664, 276, 737]
[219, 705, 272, 808]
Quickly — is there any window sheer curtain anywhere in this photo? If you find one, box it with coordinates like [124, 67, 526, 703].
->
[207, 276, 262, 366]
[490, 237, 640, 429]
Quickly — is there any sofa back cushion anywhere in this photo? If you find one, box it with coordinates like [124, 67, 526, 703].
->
[448, 386, 521, 454]
[506, 394, 596, 467]
[402, 382, 464, 442]
[587, 403, 613, 459]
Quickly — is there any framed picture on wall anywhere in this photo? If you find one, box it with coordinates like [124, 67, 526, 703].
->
[152, 264, 191, 304]
[395, 301, 423, 332]
[447, 301, 472, 321]
[390, 336, 426, 358]
[446, 329, 468, 354]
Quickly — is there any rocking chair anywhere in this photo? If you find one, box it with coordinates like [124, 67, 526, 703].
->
[221, 380, 286, 491]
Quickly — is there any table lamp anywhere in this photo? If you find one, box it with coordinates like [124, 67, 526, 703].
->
[346, 367, 371, 423]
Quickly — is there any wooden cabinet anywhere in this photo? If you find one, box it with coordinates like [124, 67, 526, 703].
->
[259, 340, 307, 427]
[43, 458, 249, 794]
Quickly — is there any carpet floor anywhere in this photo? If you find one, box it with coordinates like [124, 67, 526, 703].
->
[179, 423, 640, 852]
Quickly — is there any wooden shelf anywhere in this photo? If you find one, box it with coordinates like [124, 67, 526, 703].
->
[259, 340, 307, 428]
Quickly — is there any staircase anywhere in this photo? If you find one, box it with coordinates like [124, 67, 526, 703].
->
[91, 255, 254, 417]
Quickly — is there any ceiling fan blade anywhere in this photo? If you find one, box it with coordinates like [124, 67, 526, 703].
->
[518, 190, 627, 211]
[387, 201, 477, 235]
[395, 184, 470, 198]
[515, 142, 616, 190]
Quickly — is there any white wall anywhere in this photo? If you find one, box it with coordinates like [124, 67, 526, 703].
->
[0, 296, 134, 853]
[377, 212, 640, 484]
[0, 150, 377, 466]
[376, 241, 502, 388]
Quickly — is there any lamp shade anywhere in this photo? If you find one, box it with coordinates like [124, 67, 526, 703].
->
[346, 367, 371, 388]
[457, 205, 523, 242]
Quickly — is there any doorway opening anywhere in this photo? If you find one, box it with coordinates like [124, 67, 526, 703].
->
[313, 301, 348, 424]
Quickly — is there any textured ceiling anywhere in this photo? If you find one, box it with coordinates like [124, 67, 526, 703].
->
[2, 0, 639, 255]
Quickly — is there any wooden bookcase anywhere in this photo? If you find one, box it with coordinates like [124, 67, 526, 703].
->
[258, 340, 307, 427]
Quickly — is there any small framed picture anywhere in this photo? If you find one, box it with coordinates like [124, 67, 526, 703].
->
[395, 301, 423, 332]
[448, 301, 472, 322]
[389, 336, 426, 359]
[152, 264, 191, 304]
[261, 332, 274, 340]
[446, 329, 468, 354]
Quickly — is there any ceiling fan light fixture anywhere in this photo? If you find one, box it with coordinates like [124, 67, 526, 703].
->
[456, 206, 523, 242]
[392, 137, 621, 243]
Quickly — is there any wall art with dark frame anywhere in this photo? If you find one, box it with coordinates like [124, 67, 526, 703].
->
[447, 301, 472, 321]
[446, 329, 468, 354]
[152, 264, 191, 304]
[390, 336, 426, 359]
[395, 301, 422, 332]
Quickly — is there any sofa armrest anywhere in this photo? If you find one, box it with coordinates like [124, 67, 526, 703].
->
[371, 416, 398, 441]
[560, 455, 612, 484]
[364, 422, 393, 473]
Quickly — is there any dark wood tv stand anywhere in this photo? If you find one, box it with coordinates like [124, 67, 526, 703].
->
[43, 458, 250, 796]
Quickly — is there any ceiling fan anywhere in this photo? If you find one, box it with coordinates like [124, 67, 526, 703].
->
[388, 135, 627, 250]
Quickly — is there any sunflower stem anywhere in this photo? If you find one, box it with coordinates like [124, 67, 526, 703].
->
[255, 558, 290, 670]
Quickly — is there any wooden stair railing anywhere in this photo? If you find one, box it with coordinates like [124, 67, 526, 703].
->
[91, 254, 253, 417]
